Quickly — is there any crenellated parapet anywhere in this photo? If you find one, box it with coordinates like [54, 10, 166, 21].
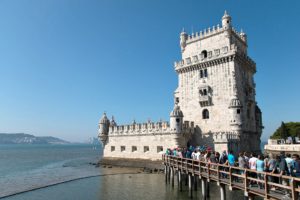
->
[183, 25, 246, 46]
[107, 120, 194, 136]
[185, 24, 223, 44]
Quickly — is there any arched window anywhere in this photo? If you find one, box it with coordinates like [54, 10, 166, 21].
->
[202, 109, 209, 119]
[201, 50, 208, 59]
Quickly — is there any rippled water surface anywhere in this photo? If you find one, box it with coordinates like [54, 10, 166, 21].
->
[0, 144, 248, 200]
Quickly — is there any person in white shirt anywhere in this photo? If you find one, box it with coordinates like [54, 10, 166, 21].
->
[248, 153, 258, 187]
[191, 150, 196, 160]
[195, 150, 201, 160]
[285, 153, 293, 175]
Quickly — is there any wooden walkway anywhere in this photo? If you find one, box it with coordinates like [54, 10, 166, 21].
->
[163, 155, 300, 200]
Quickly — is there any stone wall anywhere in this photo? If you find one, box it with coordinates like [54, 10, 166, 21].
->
[103, 133, 190, 160]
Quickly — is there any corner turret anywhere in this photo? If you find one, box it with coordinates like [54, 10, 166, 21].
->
[240, 29, 247, 43]
[180, 28, 188, 52]
[170, 103, 184, 133]
[229, 96, 243, 130]
[98, 112, 110, 145]
[222, 10, 232, 29]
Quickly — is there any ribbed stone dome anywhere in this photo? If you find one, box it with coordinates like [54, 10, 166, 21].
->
[170, 104, 184, 117]
[229, 98, 242, 108]
[222, 10, 231, 20]
[99, 113, 110, 124]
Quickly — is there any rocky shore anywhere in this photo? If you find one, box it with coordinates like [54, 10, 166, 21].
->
[94, 158, 164, 174]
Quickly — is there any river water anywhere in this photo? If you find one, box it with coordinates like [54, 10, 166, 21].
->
[0, 144, 249, 200]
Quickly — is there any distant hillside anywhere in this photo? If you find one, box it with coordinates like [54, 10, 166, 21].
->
[270, 122, 300, 139]
[0, 133, 69, 144]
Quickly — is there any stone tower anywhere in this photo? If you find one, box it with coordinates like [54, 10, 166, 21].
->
[170, 103, 184, 133]
[173, 11, 263, 153]
[98, 112, 110, 145]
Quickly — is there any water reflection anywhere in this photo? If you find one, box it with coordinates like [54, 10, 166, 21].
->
[99, 173, 247, 200]
[4, 172, 252, 200]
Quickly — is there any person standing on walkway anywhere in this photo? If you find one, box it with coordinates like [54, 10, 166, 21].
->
[278, 152, 289, 196]
[267, 153, 276, 190]
[227, 150, 236, 166]
[248, 153, 258, 187]
[256, 155, 265, 189]
[285, 153, 293, 175]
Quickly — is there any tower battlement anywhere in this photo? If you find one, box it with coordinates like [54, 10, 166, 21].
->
[107, 120, 195, 136]
[183, 24, 246, 46]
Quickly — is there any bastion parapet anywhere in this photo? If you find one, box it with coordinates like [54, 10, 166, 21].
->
[108, 120, 194, 136]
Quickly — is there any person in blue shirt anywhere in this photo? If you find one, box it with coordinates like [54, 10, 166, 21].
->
[256, 155, 265, 189]
[227, 150, 235, 166]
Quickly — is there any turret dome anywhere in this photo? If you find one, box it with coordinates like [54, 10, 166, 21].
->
[170, 104, 184, 117]
[99, 112, 110, 124]
[222, 10, 232, 29]
[222, 10, 231, 20]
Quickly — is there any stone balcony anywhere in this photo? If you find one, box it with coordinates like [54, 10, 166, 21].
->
[199, 95, 212, 107]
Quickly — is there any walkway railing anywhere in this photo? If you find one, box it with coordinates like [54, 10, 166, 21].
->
[163, 155, 300, 200]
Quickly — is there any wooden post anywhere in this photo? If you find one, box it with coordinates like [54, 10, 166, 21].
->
[291, 178, 299, 200]
[171, 167, 174, 187]
[207, 180, 210, 198]
[194, 175, 197, 191]
[264, 172, 268, 199]
[217, 164, 220, 185]
[201, 178, 207, 200]
[165, 165, 168, 184]
[185, 173, 188, 186]
[229, 166, 232, 191]
[188, 174, 193, 197]
[220, 184, 226, 200]
[178, 170, 182, 191]
[244, 169, 248, 197]
[168, 166, 171, 183]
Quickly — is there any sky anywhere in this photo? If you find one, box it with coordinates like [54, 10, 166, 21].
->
[0, 0, 299, 142]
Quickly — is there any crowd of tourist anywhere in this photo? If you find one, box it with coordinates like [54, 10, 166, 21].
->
[165, 145, 300, 194]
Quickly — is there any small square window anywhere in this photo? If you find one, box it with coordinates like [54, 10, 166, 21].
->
[204, 69, 208, 77]
[208, 51, 212, 58]
[111, 146, 115, 152]
[121, 146, 126, 152]
[157, 146, 163, 153]
[186, 57, 191, 64]
[237, 109, 241, 114]
[193, 55, 198, 62]
[144, 146, 149, 152]
[214, 49, 220, 56]
[222, 46, 228, 54]
[132, 146, 137, 152]
[200, 70, 204, 78]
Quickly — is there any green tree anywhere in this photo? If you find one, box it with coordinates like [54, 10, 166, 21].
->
[280, 122, 288, 139]
[270, 122, 300, 139]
